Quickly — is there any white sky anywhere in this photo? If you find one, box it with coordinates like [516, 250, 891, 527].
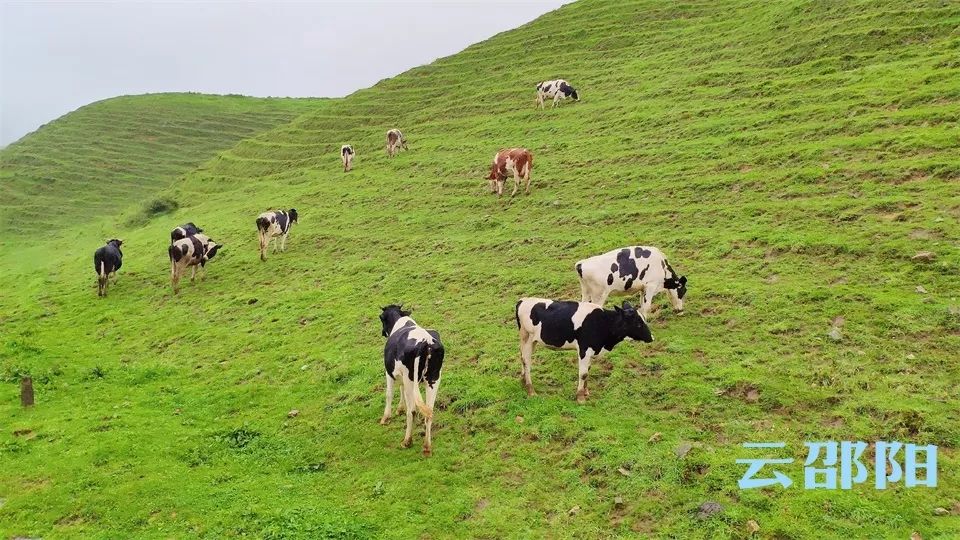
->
[0, 1, 570, 145]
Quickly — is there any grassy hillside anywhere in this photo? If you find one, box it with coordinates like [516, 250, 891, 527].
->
[0, 93, 321, 237]
[2, 0, 960, 538]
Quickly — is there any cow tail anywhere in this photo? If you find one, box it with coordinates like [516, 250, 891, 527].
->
[524, 154, 532, 179]
[412, 343, 433, 420]
[98, 260, 106, 278]
[515, 300, 523, 329]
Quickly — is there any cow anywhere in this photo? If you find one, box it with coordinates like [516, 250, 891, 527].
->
[536, 79, 580, 109]
[168, 233, 222, 294]
[170, 222, 203, 243]
[487, 148, 533, 197]
[378, 305, 444, 456]
[576, 246, 688, 319]
[515, 298, 653, 403]
[386, 129, 408, 157]
[256, 209, 298, 261]
[93, 239, 123, 297]
[341, 144, 355, 172]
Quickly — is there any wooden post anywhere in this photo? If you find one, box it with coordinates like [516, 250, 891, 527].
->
[20, 377, 34, 407]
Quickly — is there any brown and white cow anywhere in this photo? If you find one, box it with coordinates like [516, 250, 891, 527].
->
[386, 129, 408, 157]
[341, 145, 355, 172]
[487, 148, 533, 197]
[168, 233, 222, 294]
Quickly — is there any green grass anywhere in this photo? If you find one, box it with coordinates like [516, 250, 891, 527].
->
[2, 0, 959, 538]
[0, 93, 323, 237]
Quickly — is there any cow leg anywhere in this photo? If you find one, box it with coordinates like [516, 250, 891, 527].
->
[511, 170, 520, 197]
[380, 374, 394, 424]
[553, 94, 561, 108]
[401, 377, 415, 448]
[641, 287, 656, 320]
[595, 288, 612, 307]
[423, 376, 441, 456]
[576, 351, 594, 403]
[496, 179, 504, 198]
[524, 170, 532, 195]
[171, 264, 180, 294]
[579, 280, 593, 303]
[519, 331, 536, 396]
[281, 232, 288, 252]
[190, 266, 197, 281]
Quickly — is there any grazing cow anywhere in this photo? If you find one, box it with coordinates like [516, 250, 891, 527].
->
[516, 298, 653, 403]
[487, 148, 533, 197]
[93, 239, 123, 297]
[386, 129, 408, 157]
[170, 222, 203, 243]
[341, 144, 355, 172]
[256, 209, 298, 261]
[576, 246, 688, 318]
[536, 79, 580, 109]
[378, 305, 444, 456]
[168, 233, 222, 293]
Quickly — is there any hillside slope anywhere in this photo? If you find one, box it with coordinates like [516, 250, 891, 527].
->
[0, 93, 321, 236]
[2, 1, 959, 538]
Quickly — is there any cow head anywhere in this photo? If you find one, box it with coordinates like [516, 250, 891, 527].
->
[663, 275, 688, 311]
[379, 304, 411, 337]
[202, 241, 222, 266]
[614, 301, 653, 343]
[570, 87, 580, 101]
[288, 209, 299, 224]
[107, 238, 123, 247]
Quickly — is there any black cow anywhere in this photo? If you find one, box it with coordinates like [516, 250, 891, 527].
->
[170, 222, 203, 243]
[515, 298, 653, 402]
[379, 305, 444, 456]
[93, 239, 123, 297]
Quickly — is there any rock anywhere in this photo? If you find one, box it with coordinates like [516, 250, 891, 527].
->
[300, 364, 310, 371]
[912, 251, 936, 262]
[828, 327, 843, 341]
[831, 316, 845, 327]
[287, 409, 300, 418]
[676, 443, 693, 458]
[747, 519, 760, 533]
[614, 496, 625, 509]
[916, 286, 928, 294]
[515, 415, 524, 424]
[248, 298, 258, 305]
[911, 532, 922, 540]
[696, 501, 722, 519]
[617, 467, 632, 477]
[933, 507, 949, 516]
[907, 353, 916, 360]
[568, 505, 581, 516]
[648, 432, 662, 443]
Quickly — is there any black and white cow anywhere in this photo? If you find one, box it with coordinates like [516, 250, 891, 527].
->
[516, 298, 653, 403]
[256, 209, 298, 261]
[535, 79, 580, 109]
[168, 233, 222, 293]
[576, 246, 688, 318]
[379, 305, 444, 456]
[93, 239, 123, 297]
[341, 144, 355, 172]
[170, 222, 203, 243]
[386, 129, 408, 157]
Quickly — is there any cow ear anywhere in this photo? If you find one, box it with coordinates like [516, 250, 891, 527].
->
[680, 276, 687, 285]
[622, 301, 634, 311]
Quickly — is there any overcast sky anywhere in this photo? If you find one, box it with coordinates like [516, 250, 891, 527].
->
[0, 1, 569, 146]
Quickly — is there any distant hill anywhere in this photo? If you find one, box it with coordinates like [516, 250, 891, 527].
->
[0, 93, 321, 235]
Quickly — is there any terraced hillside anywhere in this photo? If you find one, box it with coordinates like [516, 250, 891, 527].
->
[2, 0, 960, 538]
[0, 93, 321, 237]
